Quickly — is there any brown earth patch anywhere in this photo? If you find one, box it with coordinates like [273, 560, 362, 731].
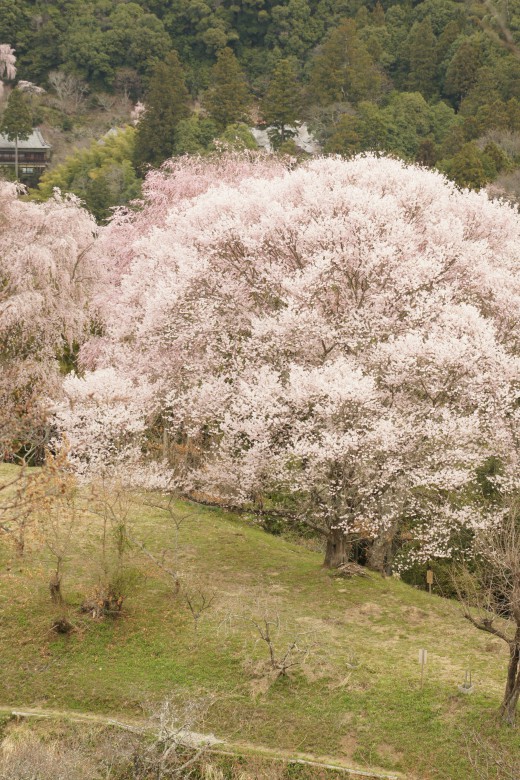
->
[339, 734, 358, 758]
[377, 742, 404, 764]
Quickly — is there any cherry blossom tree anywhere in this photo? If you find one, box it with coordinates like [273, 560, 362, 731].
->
[59, 154, 520, 569]
[0, 182, 98, 460]
[0, 44, 16, 97]
[56, 368, 152, 479]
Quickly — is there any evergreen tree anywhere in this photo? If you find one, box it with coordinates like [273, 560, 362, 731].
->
[324, 113, 362, 155]
[436, 19, 462, 67]
[444, 40, 482, 103]
[0, 88, 33, 179]
[308, 19, 382, 106]
[173, 116, 218, 154]
[407, 18, 437, 98]
[371, 2, 385, 27]
[133, 51, 190, 171]
[507, 98, 520, 132]
[261, 59, 302, 148]
[416, 137, 437, 168]
[204, 48, 251, 129]
[85, 173, 112, 223]
[440, 142, 488, 190]
[308, 24, 347, 105]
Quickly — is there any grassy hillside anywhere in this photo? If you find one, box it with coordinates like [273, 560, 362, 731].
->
[0, 463, 518, 779]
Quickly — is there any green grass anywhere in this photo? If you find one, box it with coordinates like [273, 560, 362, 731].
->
[1, 462, 519, 779]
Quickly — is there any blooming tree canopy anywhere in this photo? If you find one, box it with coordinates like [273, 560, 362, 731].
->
[0, 44, 16, 97]
[0, 182, 98, 457]
[58, 154, 520, 568]
[0, 44, 16, 80]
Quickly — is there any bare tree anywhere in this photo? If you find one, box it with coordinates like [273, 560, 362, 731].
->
[37, 450, 82, 609]
[249, 614, 312, 679]
[48, 71, 88, 114]
[83, 479, 135, 618]
[95, 92, 117, 112]
[454, 506, 520, 725]
[133, 494, 189, 593]
[184, 587, 215, 634]
[131, 698, 216, 779]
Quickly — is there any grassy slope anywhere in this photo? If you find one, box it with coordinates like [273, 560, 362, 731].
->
[0, 464, 518, 779]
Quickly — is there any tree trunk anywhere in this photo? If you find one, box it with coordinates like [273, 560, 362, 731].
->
[500, 642, 520, 725]
[49, 558, 63, 605]
[14, 135, 18, 180]
[367, 520, 399, 575]
[324, 526, 350, 568]
[49, 572, 63, 605]
[162, 425, 169, 461]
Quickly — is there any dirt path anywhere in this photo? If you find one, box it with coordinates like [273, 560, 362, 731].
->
[0, 704, 401, 780]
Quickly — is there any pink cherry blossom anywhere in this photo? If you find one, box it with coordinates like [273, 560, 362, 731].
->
[58, 154, 520, 568]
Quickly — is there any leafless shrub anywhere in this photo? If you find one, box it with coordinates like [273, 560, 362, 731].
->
[130, 697, 217, 780]
[487, 168, 520, 205]
[479, 129, 520, 160]
[83, 479, 136, 617]
[184, 587, 216, 633]
[249, 614, 313, 680]
[130, 494, 190, 595]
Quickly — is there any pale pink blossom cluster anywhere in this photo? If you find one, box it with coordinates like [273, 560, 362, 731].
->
[0, 182, 98, 429]
[130, 101, 145, 125]
[0, 43, 15, 98]
[53, 154, 520, 565]
[17, 80, 45, 95]
[0, 44, 16, 82]
[55, 368, 152, 479]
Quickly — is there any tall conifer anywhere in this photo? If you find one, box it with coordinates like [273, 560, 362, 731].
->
[204, 48, 251, 129]
[407, 18, 437, 97]
[261, 59, 302, 147]
[134, 51, 190, 171]
[0, 89, 32, 179]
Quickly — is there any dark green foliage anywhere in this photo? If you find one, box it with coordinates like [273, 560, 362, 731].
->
[6, 0, 520, 191]
[444, 39, 482, 102]
[439, 141, 490, 189]
[474, 456, 504, 502]
[215, 122, 258, 150]
[400, 559, 460, 599]
[308, 18, 383, 106]
[173, 115, 219, 154]
[33, 126, 140, 223]
[0, 89, 33, 179]
[320, 92, 457, 161]
[407, 18, 438, 97]
[0, 89, 32, 142]
[204, 47, 251, 129]
[133, 51, 191, 171]
[261, 58, 302, 147]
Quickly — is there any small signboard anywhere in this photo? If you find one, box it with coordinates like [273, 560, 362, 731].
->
[426, 569, 434, 594]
